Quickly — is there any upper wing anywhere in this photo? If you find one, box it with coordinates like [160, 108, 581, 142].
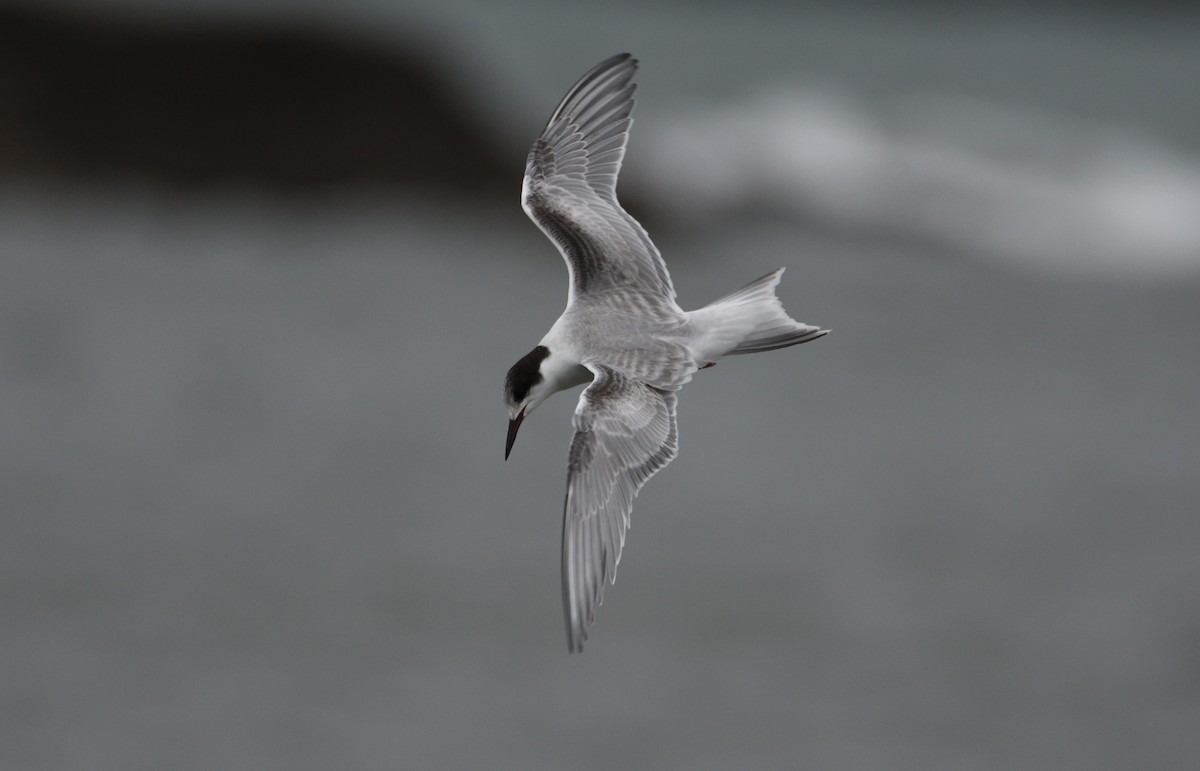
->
[522, 53, 677, 305]
[562, 363, 679, 652]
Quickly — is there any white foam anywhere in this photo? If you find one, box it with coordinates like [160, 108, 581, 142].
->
[634, 87, 1200, 280]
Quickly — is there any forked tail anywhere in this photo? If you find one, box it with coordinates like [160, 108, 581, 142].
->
[686, 268, 828, 363]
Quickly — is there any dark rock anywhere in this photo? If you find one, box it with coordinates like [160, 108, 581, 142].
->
[0, 5, 510, 194]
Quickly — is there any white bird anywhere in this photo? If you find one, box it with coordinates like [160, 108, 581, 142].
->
[504, 54, 828, 652]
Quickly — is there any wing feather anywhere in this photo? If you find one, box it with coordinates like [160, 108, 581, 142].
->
[561, 364, 679, 652]
[522, 54, 676, 305]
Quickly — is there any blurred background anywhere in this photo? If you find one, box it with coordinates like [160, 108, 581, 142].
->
[3, 1, 1199, 768]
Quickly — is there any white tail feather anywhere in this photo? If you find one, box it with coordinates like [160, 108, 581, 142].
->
[685, 268, 828, 363]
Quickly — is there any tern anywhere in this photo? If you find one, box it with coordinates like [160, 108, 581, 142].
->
[504, 54, 828, 652]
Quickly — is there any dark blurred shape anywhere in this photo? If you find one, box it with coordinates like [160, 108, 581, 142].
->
[0, 5, 509, 193]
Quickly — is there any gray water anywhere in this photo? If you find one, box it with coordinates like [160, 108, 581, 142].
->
[5, 2, 1200, 769]
[3, 189, 1197, 769]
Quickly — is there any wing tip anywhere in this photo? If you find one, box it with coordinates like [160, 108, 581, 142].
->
[563, 587, 589, 654]
[597, 52, 637, 73]
[546, 53, 640, 126]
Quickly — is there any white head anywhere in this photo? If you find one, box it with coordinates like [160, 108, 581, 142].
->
[503, 345, 554, 460]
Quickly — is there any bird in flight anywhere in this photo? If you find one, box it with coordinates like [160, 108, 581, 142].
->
[504, 54, 828, 652]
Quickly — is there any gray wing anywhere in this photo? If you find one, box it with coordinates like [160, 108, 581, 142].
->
[562, 363, 679, 652]
[522, 53, 677, 305]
